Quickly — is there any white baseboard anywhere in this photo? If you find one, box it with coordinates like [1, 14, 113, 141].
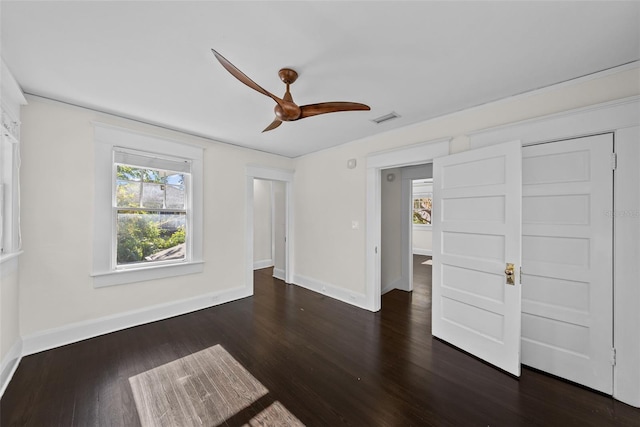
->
[273, 267, 285, 281]
[413, 249, 432, 256]
[293, 274, 368, 310]
[0, 338, 23, 398]
[22, 286, 251, 357]
[253, 259, 273, 270]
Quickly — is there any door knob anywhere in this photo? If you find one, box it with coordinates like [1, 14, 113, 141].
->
[505, 263, 515, 285]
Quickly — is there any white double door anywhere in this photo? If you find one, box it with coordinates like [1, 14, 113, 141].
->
[432, 134, 613, 393]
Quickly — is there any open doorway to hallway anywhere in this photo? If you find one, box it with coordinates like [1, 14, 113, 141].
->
[252, 178, 287, 282]
[380, 164, 433, 313]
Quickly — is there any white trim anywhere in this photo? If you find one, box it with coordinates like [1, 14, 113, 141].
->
[366, 139, 450, 312]
[293, 274, 369, 310]
[0, 338, 22, 398]
[1, 59, 27, 122]
[413, 249, 432, 256]
[253, 259, 274, 270]
[0, 250, 22, 275]
[246, 165, 295, 183]
[22, 286, 250, 357]
[1, 120, 23, 255]
[401, 174, 412, 292]
[468, 95, 640, 148]
[270, 180, 276, 268]
[93, 121, 205, 154]
[245, 166, 294, 297]
[0, 250, 22, 264]
[273, 268, 285, 281]
[91, 124, 204, 287]
[91, 261, 204, 288]
[412, 224, 432, 230]
[613, 127, 640, 408]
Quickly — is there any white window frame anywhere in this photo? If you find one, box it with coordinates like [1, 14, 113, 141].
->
[113, 147, 191, 270]
[0, 129, 21, 261]
[1, 59, 26, 267]
[91, 124, 204, 287]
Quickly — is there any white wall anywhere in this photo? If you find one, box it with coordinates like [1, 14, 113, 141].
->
[380, 168, 402, 293]
[18, 96, 293, 340]
[0, 265, 19, 357]
[293, 148, 367, 298]
[412, 229, 432, 255]
[253, 179, 273, 269]
[292, 67, 640, 301]
[0, 259, 21, 389]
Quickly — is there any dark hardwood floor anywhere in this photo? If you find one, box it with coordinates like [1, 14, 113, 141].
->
[2, 255, 639, 426]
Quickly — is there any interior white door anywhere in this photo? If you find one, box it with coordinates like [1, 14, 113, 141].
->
[432, 141, 522, 376]
[521, 134, 613, 393]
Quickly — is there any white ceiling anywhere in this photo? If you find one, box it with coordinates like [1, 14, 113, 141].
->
[2, 1, 639, 158]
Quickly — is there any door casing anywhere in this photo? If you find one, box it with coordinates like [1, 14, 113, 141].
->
[245, 165, 294, 292]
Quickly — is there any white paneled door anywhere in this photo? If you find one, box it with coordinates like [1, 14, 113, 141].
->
[432, 141, 523, 376]
[521, 134, 613, 394]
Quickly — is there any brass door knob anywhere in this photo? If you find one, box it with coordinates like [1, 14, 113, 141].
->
[505, 263, 515, 285]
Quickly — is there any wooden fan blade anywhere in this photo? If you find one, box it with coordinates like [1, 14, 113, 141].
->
[262, 118, 282, 133]
[299, 102, 370, 119]
[211, 49, 284, 105]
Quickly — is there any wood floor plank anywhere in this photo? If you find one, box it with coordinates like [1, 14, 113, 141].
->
[2, 256, 639, 426]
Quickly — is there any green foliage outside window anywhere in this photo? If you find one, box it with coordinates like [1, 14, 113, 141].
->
[116, 165, 187, 265]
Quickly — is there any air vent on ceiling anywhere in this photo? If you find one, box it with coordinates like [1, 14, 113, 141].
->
[371, 111, 400, 124]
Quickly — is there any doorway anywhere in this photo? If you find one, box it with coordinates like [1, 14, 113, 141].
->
[365, 139, 450, 311]
[380, 165, 433, 296]
[245, 166, 294, 293]
[380, 164, 435, 321]
[252, 179, 287, 281]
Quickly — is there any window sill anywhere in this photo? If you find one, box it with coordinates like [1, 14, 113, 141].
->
[0, 251, 23, 279]
[0, 250, 23, 265]
[412, 224, 433, 230]
[91, 260, 204, 288]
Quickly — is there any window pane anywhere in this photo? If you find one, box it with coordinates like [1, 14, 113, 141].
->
[117, 165, 142, 181]
[140, 182, 165, 209]
[116, 180, 141, 207]
[116, 210, 186, 265]
[413, 197, 432, 225]
[116, 165, 186, 209]
[166, 184, 185, 209]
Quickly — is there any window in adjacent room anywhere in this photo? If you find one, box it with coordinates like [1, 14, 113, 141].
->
[412, 179, 433, 227]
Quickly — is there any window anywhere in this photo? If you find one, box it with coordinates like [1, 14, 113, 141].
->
[412, 194, 432, 225]
[0, 116, 21, 259]
[114, 149, 189, 268]
[1, 60, 26, 264]
[92, 124, 203, 287]
[412, 179, 433, 228]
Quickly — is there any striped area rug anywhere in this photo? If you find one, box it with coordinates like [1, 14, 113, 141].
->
[129, 344, 304, 426]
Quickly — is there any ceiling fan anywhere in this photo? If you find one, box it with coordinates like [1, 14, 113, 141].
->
[211, 49, 371, 132]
